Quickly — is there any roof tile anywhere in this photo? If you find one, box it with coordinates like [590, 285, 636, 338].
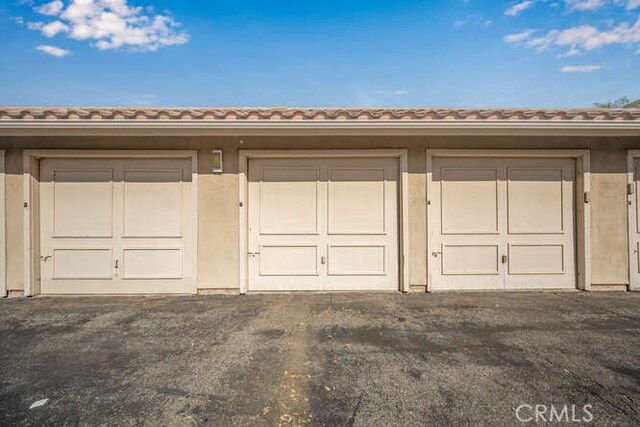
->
[0, 107, 639, 121]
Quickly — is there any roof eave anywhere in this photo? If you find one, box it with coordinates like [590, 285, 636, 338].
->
[1, 119, 639, 136]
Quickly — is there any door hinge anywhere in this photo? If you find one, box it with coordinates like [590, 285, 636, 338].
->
[501, 255, 508, 264]
[584, 191, 591, 203]
[321, 256, 326, 264]
[628, 183, 635, 196]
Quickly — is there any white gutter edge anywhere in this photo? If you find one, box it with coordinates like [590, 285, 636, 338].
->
[1, 119, 640, 136]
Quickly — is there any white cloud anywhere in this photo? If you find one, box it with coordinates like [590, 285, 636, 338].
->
[626, 0, 640, 9]
[506, 1, 535, 16]
[27, 21, 44, 30]
[40, 20, 69, 37]
[375, 90, 409, 96]
[560, 47, 581, 56]
[132, 94, 157, 105]
[564, 0, 606, 11]
[559, 64, 602, 72]
[36, 44, 71, 56]
[524, 18, 640, 53]
[570, 0, 640, 10]
[453, 14, 492, 29]
[35, 0, 64, 16]
[504, 29, 536, 43]
[30, 0, 189, 52]
[504, 0, 640, 69]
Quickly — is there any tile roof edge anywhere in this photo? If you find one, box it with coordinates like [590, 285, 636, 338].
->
[1, 107, 639, 121]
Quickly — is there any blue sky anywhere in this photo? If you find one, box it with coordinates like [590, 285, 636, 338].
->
[0, 0, 639, 107]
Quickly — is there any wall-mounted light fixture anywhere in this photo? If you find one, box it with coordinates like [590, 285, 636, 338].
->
[212, 149, 223, 174]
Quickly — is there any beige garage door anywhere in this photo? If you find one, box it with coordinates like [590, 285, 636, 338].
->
[629, 157, 640, 290]
[429, 157, 576, 291]
[39, 158, 194, 294]
[248, 157, 398, 291]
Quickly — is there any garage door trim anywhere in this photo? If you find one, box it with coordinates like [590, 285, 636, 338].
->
[0, 150, 5, 297]
[22, 150, 198, 296]
[426, 149, 591, 292]
[239, 149, 409, 294]
[626, 150, 640, 291]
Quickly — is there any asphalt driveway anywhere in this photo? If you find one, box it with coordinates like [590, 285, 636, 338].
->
[1, 292, 639, 426]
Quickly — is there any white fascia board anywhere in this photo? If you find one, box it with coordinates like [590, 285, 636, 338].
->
[1, 120, 640, 136]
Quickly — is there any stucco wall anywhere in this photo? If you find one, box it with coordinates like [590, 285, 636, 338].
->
[5, 149, 25, 293]
[589, 145, 630, 285]
[0, 135, 638, 294]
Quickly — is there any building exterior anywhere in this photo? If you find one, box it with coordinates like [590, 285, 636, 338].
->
[0, 107, 639, 296]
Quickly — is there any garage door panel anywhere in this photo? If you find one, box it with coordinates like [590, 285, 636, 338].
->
[324, 158, 398, 290]
[41, 279, 190, 295]
[259, 245, 319, 276]
[249, 157, 398, 291]
[260, 168, 319, 235]
[431, 156, 576, 291]
[53, 248, 113, 279]
[507, 168, 564, 234]
[327, 168, 385, 235]
[327, 245, 385, 276]
[441, 168, 499, 235]
[53, 169, 113, 237]
[442, 244, 500, 275]
[250, 276, 322, 292]
[40, 157, 194, 294]
[123, 169, 183, 237]
[121, 248, 183, 279]
[508, 244, 565, 275]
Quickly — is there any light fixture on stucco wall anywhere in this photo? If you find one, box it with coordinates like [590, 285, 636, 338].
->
[212, 149, 223, 174]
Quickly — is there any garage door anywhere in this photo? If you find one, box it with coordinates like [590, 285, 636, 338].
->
[39, 158, 194, 294]
[248, 157, 398, 291]
[429, 157, 576, 291]
[629, 157, 640, 290]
